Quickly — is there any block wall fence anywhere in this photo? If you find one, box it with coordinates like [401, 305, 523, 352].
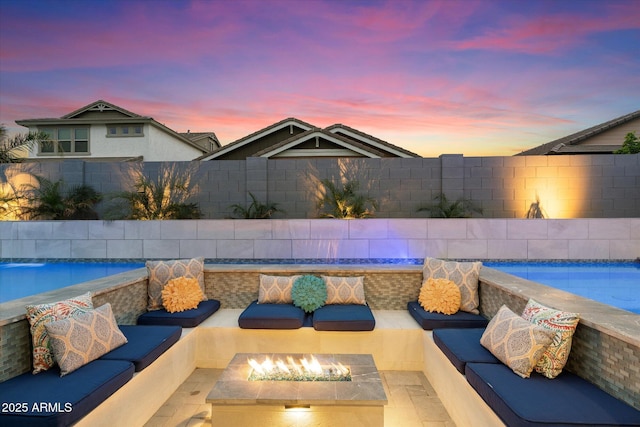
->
[1, 153, 639, 219]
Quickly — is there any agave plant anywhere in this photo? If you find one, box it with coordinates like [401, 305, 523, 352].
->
[316, 179, 378, 219]
[229, 192, 281, 219]
[417, 193, 482, 218]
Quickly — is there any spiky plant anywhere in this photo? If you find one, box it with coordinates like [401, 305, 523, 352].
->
[0, 125, 50, 163]
[316, 179, 378, 219]
[104, 164, 201, 220]
[21, 176, 102, 220]
[229, 192, 281, 219]
[417, 193, 483, 218]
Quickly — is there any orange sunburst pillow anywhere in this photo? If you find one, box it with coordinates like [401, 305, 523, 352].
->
[161, 277, 204, 313]
[418, 278, 461, 315]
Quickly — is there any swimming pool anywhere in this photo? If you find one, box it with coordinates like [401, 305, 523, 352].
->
[0, 262, 144, 303]
[484, 261, 640, 314]
[1, 260, 638, 314]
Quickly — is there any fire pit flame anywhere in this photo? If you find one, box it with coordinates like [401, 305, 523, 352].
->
[247, 355, 351, 382]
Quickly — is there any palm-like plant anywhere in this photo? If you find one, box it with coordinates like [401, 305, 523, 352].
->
[22, 176, 102, 220]
[417, 193, 483, 218]
[230, 192, 281, 219]
[316, 179, 378, 219]
[0, 124, 50, 163]
[104, 165, 201, 220]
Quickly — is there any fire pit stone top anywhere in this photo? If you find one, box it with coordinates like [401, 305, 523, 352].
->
[208, 353, 388, 406]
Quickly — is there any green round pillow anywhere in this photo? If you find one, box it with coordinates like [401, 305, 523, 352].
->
[291, 275, 327, 313]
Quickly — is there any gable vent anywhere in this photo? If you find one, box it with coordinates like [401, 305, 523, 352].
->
[89, 103, 112, 113]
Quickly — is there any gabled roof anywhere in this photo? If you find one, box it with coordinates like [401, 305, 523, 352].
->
[517, 110, 640, 155]
[179, 131, 221, 151]
[198, 117, 419, 160]
[61, 99, 144, 119]
[254, 128, 388, 158]
[326, 123, 419, 158]
[16, 100, 209, 154]
[197, 118, 314, 160]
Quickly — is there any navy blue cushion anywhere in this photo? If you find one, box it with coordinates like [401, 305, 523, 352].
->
[137, 299, 220, 327]
[433, 328, 499, 374]
[238, 301, 307, 329]
[466, 362, 640, 427]
[99, 325, 181, 371]
[407, 301, 488, 330]
[0, 360, 134, 427]
[312, 304, 376, 331]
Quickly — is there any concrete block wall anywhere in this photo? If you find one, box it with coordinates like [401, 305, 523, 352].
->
[1, 218, 638, 261]
[1, 153, 638, 219]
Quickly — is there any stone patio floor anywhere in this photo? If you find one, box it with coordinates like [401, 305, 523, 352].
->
[144, 368, 455, 427]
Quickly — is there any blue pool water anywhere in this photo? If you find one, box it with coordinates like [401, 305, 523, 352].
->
[0, 262, 144, 303]
[484, 262, 640, 314]
[1, 260, 638, 314]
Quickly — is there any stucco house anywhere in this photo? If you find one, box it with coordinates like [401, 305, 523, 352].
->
[518, 109, 640, 155]
[197, 117, 419, 160]
[16, 100, 220, 161]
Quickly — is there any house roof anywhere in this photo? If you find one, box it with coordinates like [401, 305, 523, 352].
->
[179, 131, 221, 151]
[326, 123, 419, 157]
[517, 110, 640, 155]
[61, 99, 144, 119]
[197, 118, 315, 160]
[253, 128, 389, 158]
[197, 117, 419, 160]
[16, 100, 210, 154]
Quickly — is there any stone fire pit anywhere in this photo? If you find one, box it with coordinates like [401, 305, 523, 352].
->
[207, 353, 387, 427]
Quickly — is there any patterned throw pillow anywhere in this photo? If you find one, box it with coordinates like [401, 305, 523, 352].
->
[44, 303, 127, 376]
[146, 258, 205, 311]
[480, 305, 555, 378]
[418, 278, 461, 315]
[161, 277, 204, 313]
[25, 292, 94, 374]
[521, 299, 580, 379]
[322, 276, 366, 305]
[423, 257, 482, 314]
[258, 274, 302, 304]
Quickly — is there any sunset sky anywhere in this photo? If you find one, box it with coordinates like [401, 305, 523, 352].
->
[1, 0, 638, 157]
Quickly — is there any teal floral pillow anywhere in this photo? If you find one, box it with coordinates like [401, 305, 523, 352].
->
[291, 275, 327, 313]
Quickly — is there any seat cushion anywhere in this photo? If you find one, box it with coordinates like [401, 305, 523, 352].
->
[408, 301, 488, 330]
[238, 301, 307, 329]
[465, 362, 640, 427]
[0, 360, 134, 427]
[432, 328, 499, 374]
[312, 304, 376, 331]
[99, 325, 181, 371]
[137, 299, 220, 327]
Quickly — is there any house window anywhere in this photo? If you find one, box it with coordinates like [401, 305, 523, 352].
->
[39, 127, 89, 155]
[107, 124, 144, 137]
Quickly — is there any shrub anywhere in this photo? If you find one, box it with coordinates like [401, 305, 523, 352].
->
[417, 193, 482, 218]
[614, 132, 640, 154]
[316, 179, 378, 219]
[103, 164, 201, 220]
[21, 176, 102, 220]
[229, 192, 281, 219]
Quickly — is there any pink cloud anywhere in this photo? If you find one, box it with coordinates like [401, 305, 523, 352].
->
[453, 2, 640, 54]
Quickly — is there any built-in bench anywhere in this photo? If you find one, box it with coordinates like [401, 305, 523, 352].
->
[1, 263, 639, 426]
[433, 328, 640, 426]
[0, 324, 184, 426]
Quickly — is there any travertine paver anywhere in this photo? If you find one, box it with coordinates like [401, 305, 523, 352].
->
[145, 368, 454, 427]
